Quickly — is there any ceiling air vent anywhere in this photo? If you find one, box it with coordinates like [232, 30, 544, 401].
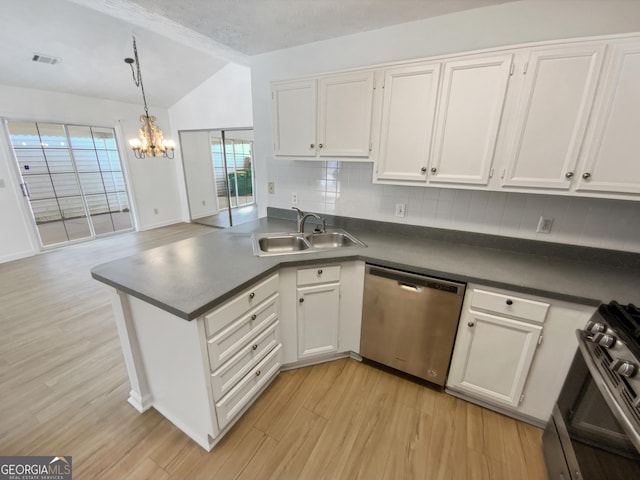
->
[32, 53, 61, 65]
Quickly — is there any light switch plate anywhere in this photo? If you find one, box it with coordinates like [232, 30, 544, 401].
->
[395, 203, 406, 218]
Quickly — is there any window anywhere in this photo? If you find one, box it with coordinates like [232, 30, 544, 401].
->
[6, 121, 133, 247]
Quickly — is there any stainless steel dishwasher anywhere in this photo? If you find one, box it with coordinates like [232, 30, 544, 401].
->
[360, 264, 466, 386]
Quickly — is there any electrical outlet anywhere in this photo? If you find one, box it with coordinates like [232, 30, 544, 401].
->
[268, 181, 275, 194]
[154, 208, 159, 215]
[395, 203, 406, 218]
[537, 216, 553, 234]
[291, 192, 298, 204]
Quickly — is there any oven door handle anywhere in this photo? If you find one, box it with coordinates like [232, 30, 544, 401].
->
[576, 331, 640, 452]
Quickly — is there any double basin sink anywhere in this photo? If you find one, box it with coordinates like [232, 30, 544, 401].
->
[252, 229, 366, 256]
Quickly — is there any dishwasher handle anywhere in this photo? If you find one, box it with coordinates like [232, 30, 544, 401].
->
[367, 265, 465, 296]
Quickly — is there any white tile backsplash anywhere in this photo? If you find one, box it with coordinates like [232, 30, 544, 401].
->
[267, 159, 640, 253]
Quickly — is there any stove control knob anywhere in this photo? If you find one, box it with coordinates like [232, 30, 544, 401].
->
[593, 332, 617, 349]
[585, 321, 606, 334]
[611, 358, 637, 378]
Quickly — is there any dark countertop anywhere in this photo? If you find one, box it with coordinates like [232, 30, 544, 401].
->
[91, 216, 640, 320]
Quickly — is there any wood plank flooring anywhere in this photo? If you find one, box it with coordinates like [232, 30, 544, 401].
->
[0, 223, 548, 479]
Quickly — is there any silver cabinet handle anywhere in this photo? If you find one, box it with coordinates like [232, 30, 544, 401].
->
[251, 314, 257, 321]
[431, 167, 437, 173]
[317, 269, 323, 275]
[318, 143, 323, 149]
[255, 370, 261, 377]
[565, 172, 574, 178]
[299, 298, 304, 303]
[468, 322, 475, 327]
[20, 182, 31, 198]
[582, 172, 591, 179]
[420, 167, 427, 174]
[252, 344, 258, 351]
[506, 299, 513, 305]
[249, 292, 255, 299]
[310, 143, 315, 149]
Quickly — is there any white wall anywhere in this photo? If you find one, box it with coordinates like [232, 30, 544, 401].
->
[0, 84, 182, 262]
[251, 1, 640, 253]
[168, 63, 253, 220]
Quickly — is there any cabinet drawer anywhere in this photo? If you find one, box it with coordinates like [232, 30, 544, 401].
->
[207, 297, 278, 369]
[205, 274, 279, 337]
[297, 265, 340, 286]
[210, 321, 280, 400]
[215, 343, 281, 430]
[470, 289, 549, 324]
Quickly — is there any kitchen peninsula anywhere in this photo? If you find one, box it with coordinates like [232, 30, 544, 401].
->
[91, 210, 640, 450]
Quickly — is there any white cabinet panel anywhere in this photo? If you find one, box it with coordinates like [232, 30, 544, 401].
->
[577, 41, 640, 194]
[318, 72, 374, 157]
[297, 282, 340, 358]
[429, 53, 512, 186]
[271, 80, 317, 157]
[448, 310, 542, 408]
[375, 62, 441, 182]
[271, 72, 375, 160]
[502, 45, 606, 189]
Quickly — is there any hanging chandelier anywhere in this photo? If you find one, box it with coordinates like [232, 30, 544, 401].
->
[124, 36, 175, 159]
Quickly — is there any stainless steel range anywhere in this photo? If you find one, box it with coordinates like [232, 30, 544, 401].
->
[543, 301, 640, 479]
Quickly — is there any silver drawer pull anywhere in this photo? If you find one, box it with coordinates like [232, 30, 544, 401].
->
[255, 370, 261, 377]
[251, 314, 257, 321]
[252, 344, 258, 351]
[506, 299, 513, 305]
[468, 322, 475, 327]
[249, 292, 256, 299]
[317, 269, 323, 275]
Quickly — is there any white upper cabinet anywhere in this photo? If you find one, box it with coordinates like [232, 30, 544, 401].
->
[428, 53, 513, 186]
[317, 72, 375, 157]
[271, 71, 375, 160]
[271, 79, 317, 157]
[375, 62, 441, 182]
[501, 44, 606, 190]
[576, 40, 640, 195]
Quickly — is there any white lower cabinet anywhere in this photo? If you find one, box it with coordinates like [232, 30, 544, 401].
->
[203, 274, 282, 433]
[447, 284, 594, 423]
[447, 309, 542, 408]
[297, 278, 341, 358]
[278, 261, 365, 365]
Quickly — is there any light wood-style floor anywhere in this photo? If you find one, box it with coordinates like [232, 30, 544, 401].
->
[0, 223, 548, 480]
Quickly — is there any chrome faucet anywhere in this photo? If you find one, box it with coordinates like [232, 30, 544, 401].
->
[291, 207, 325, 234]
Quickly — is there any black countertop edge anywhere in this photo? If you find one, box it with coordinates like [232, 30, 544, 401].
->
[267, 207, 640, 270]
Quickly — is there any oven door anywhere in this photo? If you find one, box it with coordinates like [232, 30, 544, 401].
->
[553, 343, 640, 479]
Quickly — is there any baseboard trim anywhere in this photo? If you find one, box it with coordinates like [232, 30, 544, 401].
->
[445, 387, 547, 428]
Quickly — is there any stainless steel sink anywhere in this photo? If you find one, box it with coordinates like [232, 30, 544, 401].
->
[306, 231, 365, 249]
[252, 229, 366, 256]
[258, 234, 310, 253]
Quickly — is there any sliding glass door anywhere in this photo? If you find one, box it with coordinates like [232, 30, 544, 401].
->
[180, 128, 255, 228]
[6, 121, 133, 247]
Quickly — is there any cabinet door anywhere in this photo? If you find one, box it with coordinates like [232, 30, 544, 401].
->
[577, 41, 640, 194]
[429, 53, 512, 185]
[447, 310, 542, 408]
[502, 44, 606, 189]
[271, 79, 317, 157]
[318, 71, 374, 157]
[375, 62, 441, 182]
[297, 282, 340, 358]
